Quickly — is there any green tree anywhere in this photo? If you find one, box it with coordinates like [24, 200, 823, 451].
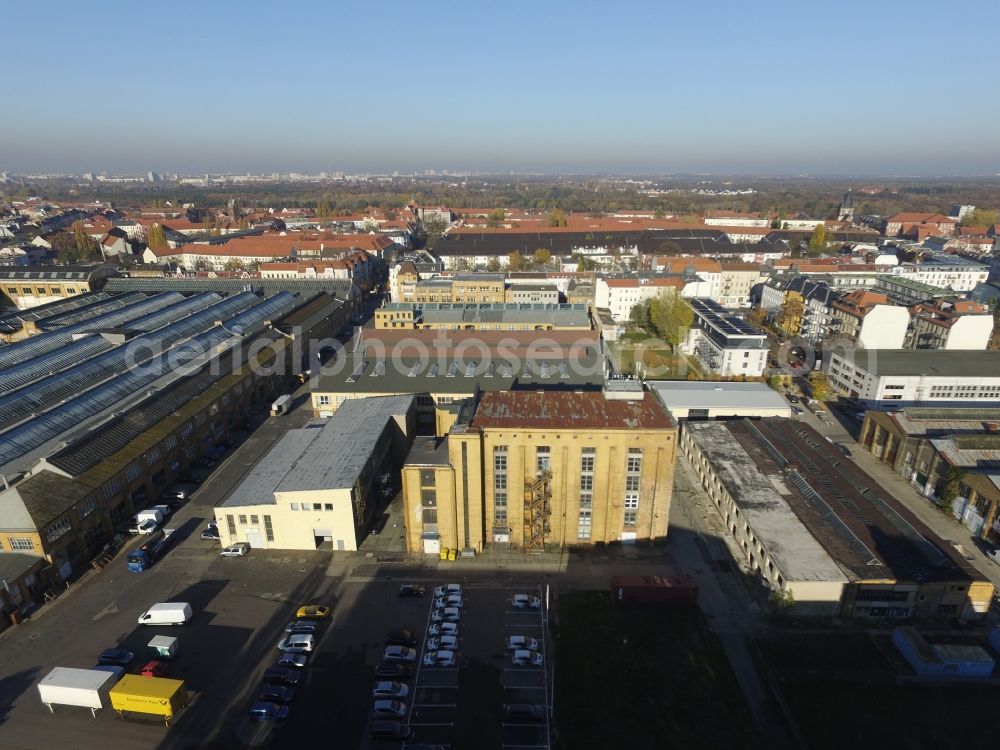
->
[146, 223, 167, 249]
[963, 208, 999, 228]
[72, 221, 99, 259]
[224, 259, 246, 272]
[806, 371, 830, 401]
[316, 197, 331, 219]
[486, 256, 501, 272]
[629, 299, 651, 330]
[508, 250, 525, 272]
[487, 208, 505, 228]
[988, 305, 1000, 350]
[547, 208, 567, 227]
[807, 224, 829, 255]
[533, 248, 551, 267]
[52, 232, 82, 264]
[936, 465, 966, 513]
[777, 292, 804, 336]
[648, 292, 693, 351]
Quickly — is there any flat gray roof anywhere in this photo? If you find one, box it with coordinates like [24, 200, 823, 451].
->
[685, 422, 848, 583]
[838, 349, 1000, 378]
[313, 353, 603, 395]
[279, 395, 413, 493]
[405, 436, 451, 467]
[221, 395, 413, 507]
[648, 381, 791, 412]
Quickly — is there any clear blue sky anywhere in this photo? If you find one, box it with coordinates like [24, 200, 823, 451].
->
[3, 0, 998, 175]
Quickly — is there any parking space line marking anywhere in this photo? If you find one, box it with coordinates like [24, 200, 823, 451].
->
[408, 722, 455, 727]
[412, 703, 457, 708]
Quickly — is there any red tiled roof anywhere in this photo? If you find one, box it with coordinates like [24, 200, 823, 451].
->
[470, 391, 673, 431]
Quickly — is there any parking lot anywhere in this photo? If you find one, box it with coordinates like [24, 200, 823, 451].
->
[0, 529, 554, 750]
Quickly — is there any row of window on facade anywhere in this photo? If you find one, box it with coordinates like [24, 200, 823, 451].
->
[225, 513, 275, 541]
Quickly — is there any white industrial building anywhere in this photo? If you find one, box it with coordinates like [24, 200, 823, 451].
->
[647, 381, 791, 420]
[825, 350, 1000, 407]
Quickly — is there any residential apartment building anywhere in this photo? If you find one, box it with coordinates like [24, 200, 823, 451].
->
[906, 300, 993, 350]
[401, 387, 677, 553]
[827, 290, 910, 348]
[373, 303, 591, 331]
[718, 263, 765, 307]
[758, 276, 842, 344]
[683, 298, 768, 377]
[682, 418, 992, 619]
[594, 277, 684, 322]
[881, 213, 957, 238]
[825, 350, 1000, 407]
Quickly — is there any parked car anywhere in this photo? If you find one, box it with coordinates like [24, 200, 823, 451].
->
[792, 407, 804, 416]
[374, 662, 413, 679]
[140, 660, 169, 677]
[506, 635, 539, 651]
[277, 634, 315, 653]
[220, 542, 250, 557]
[372, 699, 407, 717]
[383, 645, 417, 663]
[987, 549, 1000, 565]
[422, 650, 456, 668]
[512, 594, 541, 610]
[787, 395, 799, 403]
[431, 607, 461, 623]
[98, 648, 134, 667]
[284, 620, 318, 634]
[428, 622, 459, 638]
[372, 681, 409, 699]
[263, 667, 302, 686]
[200, 526, 221, 541]
[836, 443, 852, 458]
[249, 701, 289, 722]
[384, 629, 417, 647]
[295, 604, 331, 620]
[511, 649, 544, 667]
[276, 652, 309, 669]
[398, 584, 425, 598]
[433, 584, 462, 598]
[370, 720, 410, 740]
[258, 684, 295, 704]
[433, 595, 464, 609]
[426, 635, 458, 652]
[505, 703, 545, 721]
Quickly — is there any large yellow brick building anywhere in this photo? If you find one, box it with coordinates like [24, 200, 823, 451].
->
[374, 302, 591, 331]
[402, 385, 677, 553]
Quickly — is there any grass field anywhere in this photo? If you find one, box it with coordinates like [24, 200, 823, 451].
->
[612, 342, 694, 379]
[553, 591, 760, 750]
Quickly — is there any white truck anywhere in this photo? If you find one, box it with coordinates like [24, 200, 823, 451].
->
[129, 509, 164, 535]
[38, 667, 117, 717]
[137, 602, 193, 626]
[271, 394, 292, 416]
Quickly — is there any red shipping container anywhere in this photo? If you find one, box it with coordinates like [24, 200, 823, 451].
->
[611, 575, 698, 605]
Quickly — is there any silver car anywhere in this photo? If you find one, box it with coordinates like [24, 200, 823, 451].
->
[372, 681, 409, 699]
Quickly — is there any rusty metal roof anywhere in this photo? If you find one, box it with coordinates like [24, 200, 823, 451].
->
[469, 390, 673, 431]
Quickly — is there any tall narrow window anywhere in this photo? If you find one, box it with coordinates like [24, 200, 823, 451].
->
[624, 448, 642, 526]
[494, 446, 508, 524]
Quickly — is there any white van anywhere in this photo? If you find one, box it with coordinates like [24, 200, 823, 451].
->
[137, 602, 193, 626]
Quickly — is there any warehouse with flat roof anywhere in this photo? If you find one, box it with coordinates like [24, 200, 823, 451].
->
[647, 381, 791, 419]
[682, 418, 992, 619]
[216, 395, 414, 551]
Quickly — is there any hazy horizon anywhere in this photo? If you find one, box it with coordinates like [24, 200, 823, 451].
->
[3, 0, 999, 177]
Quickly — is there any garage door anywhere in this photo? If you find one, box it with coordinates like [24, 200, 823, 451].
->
[246, 529, 264, 548]
[423, 537, 441, 554]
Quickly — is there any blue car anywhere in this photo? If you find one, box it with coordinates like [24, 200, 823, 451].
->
[249, 701, 290, 722]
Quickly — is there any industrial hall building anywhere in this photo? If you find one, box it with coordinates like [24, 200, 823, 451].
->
[401, 382, 677, 554]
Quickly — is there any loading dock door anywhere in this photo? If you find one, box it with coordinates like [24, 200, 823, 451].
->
[423, 537, 441, 554]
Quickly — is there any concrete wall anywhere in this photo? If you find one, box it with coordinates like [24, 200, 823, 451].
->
[945, 315, 994, 350]
[857, 305, 909, 349]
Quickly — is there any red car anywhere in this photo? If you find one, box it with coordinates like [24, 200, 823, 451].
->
[140, 660, 169, 677]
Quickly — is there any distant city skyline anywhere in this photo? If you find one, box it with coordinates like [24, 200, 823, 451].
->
[3, 0, 999, 176]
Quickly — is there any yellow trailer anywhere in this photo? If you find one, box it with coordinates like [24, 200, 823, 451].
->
[109, 674, 187, 725]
